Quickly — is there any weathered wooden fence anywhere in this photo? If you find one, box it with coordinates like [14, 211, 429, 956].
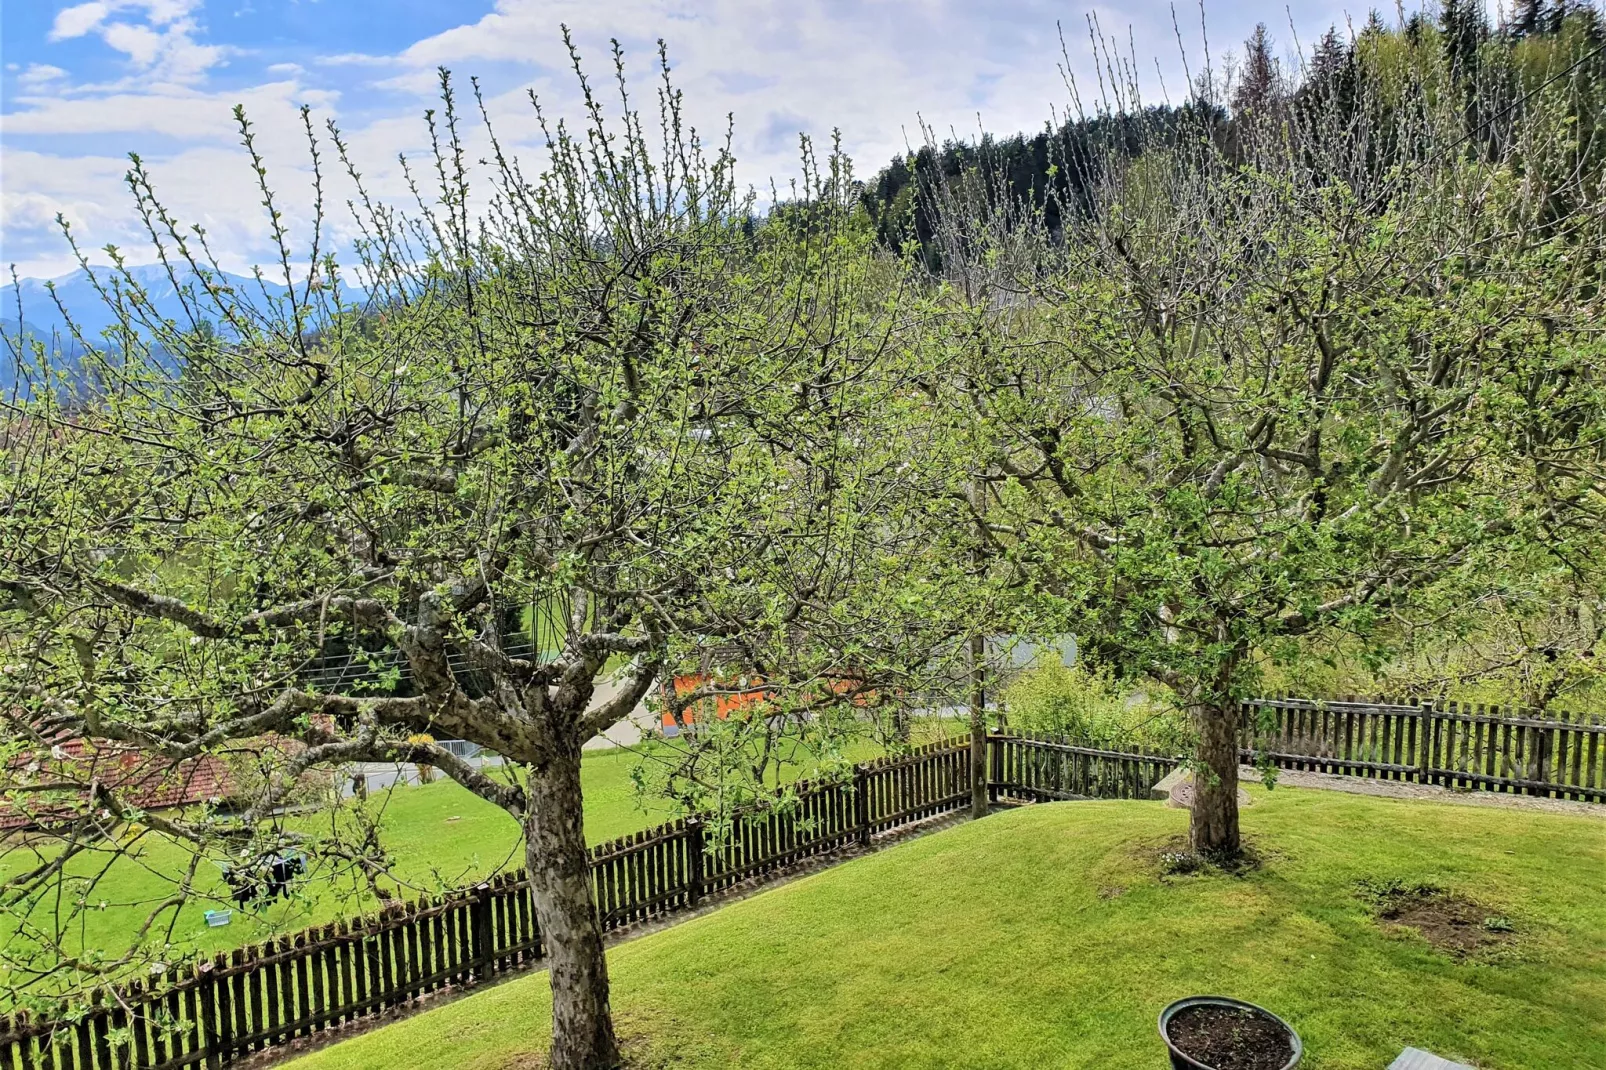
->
[989, 732, 1179, 803]
[0, 735, 1096, 1070]
[1241, 697, 1606, 802]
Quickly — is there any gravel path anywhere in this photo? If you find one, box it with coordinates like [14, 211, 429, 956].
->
[1247, 765, 1606, 818]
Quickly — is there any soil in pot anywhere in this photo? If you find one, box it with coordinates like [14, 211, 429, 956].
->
[1165, 1003, 1294, 1070]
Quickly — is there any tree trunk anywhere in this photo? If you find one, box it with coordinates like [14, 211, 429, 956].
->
[1189, 703, 1241, 857]
[968, 478, 990, 821]
[970, 633, 988, 819]
[891, 705, 911, 745]
[525, 744, 621, 1070]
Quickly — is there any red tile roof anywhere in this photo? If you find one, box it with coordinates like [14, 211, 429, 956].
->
[0, 739, 234, 832]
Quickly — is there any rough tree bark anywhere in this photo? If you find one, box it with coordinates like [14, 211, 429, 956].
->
[525, 740, 620, 1070]
[1190, 703, 1242, 857]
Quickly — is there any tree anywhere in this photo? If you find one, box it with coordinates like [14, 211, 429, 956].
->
[1308, 26, 1352, 87]
[924, 34, 1605, 857]
[0, 43, 914, 1068]
[1512, 0, 1545, 38]
[1442, 0, 1492, 79]
[1232, 24, 1281, 117]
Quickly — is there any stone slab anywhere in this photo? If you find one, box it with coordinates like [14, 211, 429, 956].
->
[1150, 768, 1252, 809]
[1151, 766, 1191, 801]
[1388, 1048, 1475, 1070]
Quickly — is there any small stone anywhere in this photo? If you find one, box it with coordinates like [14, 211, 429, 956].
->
[1151, 767, 1189, 800]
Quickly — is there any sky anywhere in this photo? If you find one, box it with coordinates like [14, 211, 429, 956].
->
[1, 0, 1416, 279]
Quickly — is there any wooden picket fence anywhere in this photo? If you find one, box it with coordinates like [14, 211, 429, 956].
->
[1241, 696, 1606, 802]
[989, 732, 1180, 803]
[2, 735, 1121, 1070]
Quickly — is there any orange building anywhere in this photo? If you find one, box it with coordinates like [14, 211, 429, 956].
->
[657, 672, 874, 738]
[658, 673, 771, 737]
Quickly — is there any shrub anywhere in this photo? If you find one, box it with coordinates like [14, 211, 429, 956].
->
[1000, 661, 1193, 753]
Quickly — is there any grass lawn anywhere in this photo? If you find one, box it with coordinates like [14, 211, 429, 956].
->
[1, 729, 949, 981]
[291, 787, 1606, 1070]
[0, 746, 670, 973]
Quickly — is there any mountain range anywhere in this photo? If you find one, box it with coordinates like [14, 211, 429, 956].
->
[2, 265, 364, 396]
[2, 264, 301, 345]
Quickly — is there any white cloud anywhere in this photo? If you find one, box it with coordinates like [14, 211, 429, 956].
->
[371, 68, 444, 95]
[4, 81, 320, 140]
[377, 0, 1106, 201]
[17, 65, 70, 89]
[48, 1, 203, 42]
[375, 0, 1360, 204]
[101, 21, 166, 66]
[139, 0, 203, 24]
[49, 3, 111, 41]
[315, 52, 397, 67]
[43, 0, 225, 87]
[1, 138, 363, 279]
[6, 0, 1361, 277]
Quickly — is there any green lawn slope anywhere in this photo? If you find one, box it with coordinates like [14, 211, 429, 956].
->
[0, 747, 669, 972]
[293, 788, 1606, 1070]
[1, 732, 936, 977]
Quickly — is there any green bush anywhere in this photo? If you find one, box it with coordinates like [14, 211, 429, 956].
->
[999, 662, 1193, 754]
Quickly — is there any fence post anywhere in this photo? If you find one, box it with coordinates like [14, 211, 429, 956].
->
[685, 819, 705, 907]
[471, 883, 494, 982]
[1531, 722, 1550, 797]
[988, 733, 1003, 803]
[854, 764, 870, 847]
[1417, 701, 1434, 785]
[198, 961, 224, 1070]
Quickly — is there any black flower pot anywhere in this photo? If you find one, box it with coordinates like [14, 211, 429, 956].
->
[1158, 996, 1303, 1070]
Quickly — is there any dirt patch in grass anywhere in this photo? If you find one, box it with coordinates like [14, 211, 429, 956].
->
[1356, 878, 1516, 958]
[497, 1012, 695, 1070]
[500, 1040, 663, 1069]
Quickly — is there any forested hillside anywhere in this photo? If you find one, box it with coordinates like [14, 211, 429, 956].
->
[860, 2, 1606, 259]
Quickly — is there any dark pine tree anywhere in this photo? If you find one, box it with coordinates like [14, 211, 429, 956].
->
[1511, 0, 1544, 37]
[1232, 23, 1280, 116]
[1442, 0, 1491, 81]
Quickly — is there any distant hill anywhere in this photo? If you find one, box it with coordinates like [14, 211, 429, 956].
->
[1, 316, 93, 399]
[1, 265, 365, 397]
[2, 264, 301, 343]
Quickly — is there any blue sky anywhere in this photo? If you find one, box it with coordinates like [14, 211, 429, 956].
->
[2, 1, 1397, 278]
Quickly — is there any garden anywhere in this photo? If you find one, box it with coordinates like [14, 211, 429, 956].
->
[0, 747, 668, 968]
[4, 6, 1606, 1070]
